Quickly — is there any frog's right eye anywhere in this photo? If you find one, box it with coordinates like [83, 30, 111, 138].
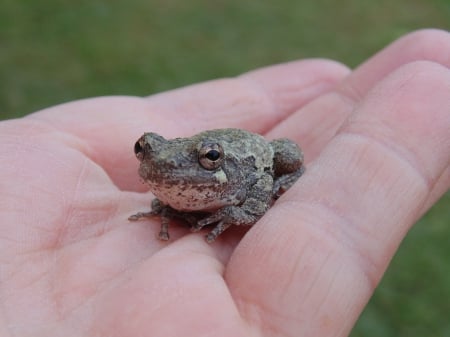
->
[134, 139, 145, 161]
[198, 143, 224, 170]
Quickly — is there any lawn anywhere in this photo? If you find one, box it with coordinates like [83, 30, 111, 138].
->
[1, 1, 449, 336]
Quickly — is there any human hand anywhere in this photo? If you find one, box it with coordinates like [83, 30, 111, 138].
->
[0, 29, 449, 337]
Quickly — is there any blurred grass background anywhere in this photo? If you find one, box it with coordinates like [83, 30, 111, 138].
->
[1, 0, 449, 335]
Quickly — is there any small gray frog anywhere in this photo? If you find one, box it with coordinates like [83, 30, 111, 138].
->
[129, 128, 305, 243]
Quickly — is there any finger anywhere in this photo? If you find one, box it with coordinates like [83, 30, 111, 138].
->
[268, 29, 450, 161]
[269, 29, 450, 213]
[29, 60, 348, 190]
[226, 61, 450, 336]
[148, 59, 350, 135]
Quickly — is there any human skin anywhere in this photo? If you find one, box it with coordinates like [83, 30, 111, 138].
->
[0, 29, 449, 337]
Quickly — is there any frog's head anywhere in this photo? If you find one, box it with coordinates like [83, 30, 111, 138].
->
[134, 132, 224, 171]
[133, 132, 227, 179]
[133, 132, 244, 211]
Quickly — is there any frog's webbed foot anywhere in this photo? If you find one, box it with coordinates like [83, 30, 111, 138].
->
[190, 211, 231, 243]
[128, 198, 174, 241]
[192, 206, 258, 243]
[205, 221, 233, 243]
[128, 211, 154, 221]
[128, 198, 165, 220]
[192, 173, 274, 242]
[155, 208, 199, 241]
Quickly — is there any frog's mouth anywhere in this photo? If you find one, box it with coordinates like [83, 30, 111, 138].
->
[138, 162, 241, 211]
[138, 160, 229, 186]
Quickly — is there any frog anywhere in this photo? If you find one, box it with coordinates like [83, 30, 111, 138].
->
[128, 128, 305, 243]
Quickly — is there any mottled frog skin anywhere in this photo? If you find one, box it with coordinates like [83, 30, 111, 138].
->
[129, 128, 304, 243]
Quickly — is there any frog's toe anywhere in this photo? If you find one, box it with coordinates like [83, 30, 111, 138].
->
[205, 232, 217, 243]
[128, 211, 154, 221]
[190, 225, 202, 233]
[205, 221, 233, 243]
[158, 231, 170, 241]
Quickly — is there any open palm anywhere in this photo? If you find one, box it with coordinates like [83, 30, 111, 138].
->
[1, 30, 449, 337]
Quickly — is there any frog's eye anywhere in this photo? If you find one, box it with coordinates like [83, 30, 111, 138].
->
[198, 143, 224, 170]
[134, 139, 145, 161]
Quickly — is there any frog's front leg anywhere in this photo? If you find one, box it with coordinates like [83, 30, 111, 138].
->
[192, 174, 273, 243]
[128, 198, 165, 220]
[129, 198, 178, 241]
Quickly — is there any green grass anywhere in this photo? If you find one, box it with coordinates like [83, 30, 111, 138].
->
[1, 1, 449, 336]
[353, 192, 450, 337]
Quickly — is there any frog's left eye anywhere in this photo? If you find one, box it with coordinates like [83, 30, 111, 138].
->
[198, 143, 224, 170]
[134, 138, 146, 161]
